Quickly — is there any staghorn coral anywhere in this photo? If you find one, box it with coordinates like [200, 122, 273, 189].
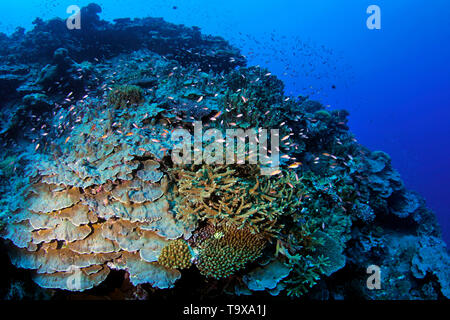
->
[283, 254, 331, 298]
[171, 164, 299, 237]
[158, 239, 193, 270]
[195, 224, 266, 279]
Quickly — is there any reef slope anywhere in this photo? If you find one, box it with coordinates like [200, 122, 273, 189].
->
[0, 4, 448, 300]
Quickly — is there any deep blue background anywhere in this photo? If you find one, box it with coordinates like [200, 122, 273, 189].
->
[1, 0, 449, 245]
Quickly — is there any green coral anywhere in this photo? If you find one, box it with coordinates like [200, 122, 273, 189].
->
[283, 252, 331, 298]
[158, 239, 193, 270]
[312, 231, 346, 276]
[196, 224, 266, 279]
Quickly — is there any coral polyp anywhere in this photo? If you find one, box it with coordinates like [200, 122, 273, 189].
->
[195, 224, 266, 279]
[158, 239, 193, 270]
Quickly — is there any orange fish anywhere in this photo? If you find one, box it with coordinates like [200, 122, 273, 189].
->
[288, 162, 302, 169]
[270, 169, 282, 176]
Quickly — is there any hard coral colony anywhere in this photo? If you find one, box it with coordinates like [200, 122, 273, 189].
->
[0, 3, 448, 301]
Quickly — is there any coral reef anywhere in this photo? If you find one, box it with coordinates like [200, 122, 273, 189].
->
[171, 164, 293, 237]
[0, 3, 245, 73]
[107, 85, 144, 108]
[0, 3, 448, 300]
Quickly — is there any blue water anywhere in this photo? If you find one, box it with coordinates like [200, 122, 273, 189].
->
[1, 0, 449, 244]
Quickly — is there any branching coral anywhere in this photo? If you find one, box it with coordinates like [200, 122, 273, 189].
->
[195, 224, 266, 279]
[273, 228, 346, 298]
[272, 234, 329, 297]
[171, 165, 300, 237]
[283, 253, 330, 298]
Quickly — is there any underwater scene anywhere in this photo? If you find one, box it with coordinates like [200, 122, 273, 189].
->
[0, 0, 449, 308]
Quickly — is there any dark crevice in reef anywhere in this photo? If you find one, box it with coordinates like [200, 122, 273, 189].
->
[0, 240, 48, 300]
[0, 3, 448, 301]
